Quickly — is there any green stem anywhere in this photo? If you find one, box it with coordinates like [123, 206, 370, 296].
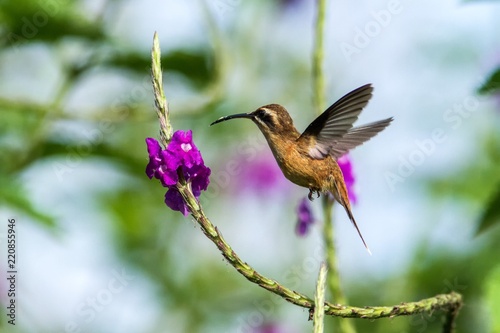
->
[152, 32, 463, 333]
[176, 179, 462, 326]
[151, 32, 172, 146]
[313, 263, 327, 333]
[323, 197, 356, 333]
[313, 1, 356, 332]
[313, 0, 327, 114]
[322, 197, 344, 303]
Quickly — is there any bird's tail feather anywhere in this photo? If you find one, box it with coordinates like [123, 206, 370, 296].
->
[342, 203, 371, 255]
[329, 173, 371, 255]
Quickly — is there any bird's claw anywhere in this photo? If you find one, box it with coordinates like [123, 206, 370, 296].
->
[308, 189, 320, 201]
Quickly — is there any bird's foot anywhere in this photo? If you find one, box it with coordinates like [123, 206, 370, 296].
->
[308, 189, 320, 201]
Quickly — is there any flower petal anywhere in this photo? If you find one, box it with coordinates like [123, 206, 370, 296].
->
[146, 137, 162, 156]
[295, 198, 314, 236]
[159, 150, 180, 186]
[190, 164, 211, 197]
[337, 154, 357, 204]
[167, 130, 202, 168]
[164, 188, 189, 216]
[145, 138, 162, 179]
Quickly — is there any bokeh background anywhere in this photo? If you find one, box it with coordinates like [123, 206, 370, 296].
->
[1, 0, 500, 332]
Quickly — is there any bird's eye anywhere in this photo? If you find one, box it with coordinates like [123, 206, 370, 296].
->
[256, 109, 266, 118]
[256, 109, 273, 126]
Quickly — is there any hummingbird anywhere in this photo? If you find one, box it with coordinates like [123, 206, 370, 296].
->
[210, 84, 393, 253]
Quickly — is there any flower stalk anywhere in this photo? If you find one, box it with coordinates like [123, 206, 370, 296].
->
[313, 263, 327, 333]
[313, 0, 327, 115]
[149, 34, 210, 216]
[151, 31, 172, 147]
[312, 0, 357, 332]
[167, 167, 463, 325]
[147, 30, 463, 333]
[322, 196, 347, 305]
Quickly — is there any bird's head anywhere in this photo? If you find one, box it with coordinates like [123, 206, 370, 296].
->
[210, 104, 295, 137]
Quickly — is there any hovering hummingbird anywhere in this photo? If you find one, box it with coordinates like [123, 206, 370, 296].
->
[210, 84, 393, 253]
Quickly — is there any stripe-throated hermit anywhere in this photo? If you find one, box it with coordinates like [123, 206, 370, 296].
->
[211, 84, 393, 253]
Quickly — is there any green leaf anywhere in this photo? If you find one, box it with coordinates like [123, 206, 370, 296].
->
[0, 175, 56, 229]
[0, 0, 105, 47]
[104, 49, 214, 88]
[476, 184, 500, 235]
[478, 67, 500, 95]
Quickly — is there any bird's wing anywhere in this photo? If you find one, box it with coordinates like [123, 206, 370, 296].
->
[298, 84, 374, 159]
[328, 117, 393, 159]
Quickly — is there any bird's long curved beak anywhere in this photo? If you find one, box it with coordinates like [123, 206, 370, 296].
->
[210, 113, 254, 126]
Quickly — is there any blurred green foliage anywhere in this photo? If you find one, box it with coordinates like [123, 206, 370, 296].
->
[478, 67, 500, 96]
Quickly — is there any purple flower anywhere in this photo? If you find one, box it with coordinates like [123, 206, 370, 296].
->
[337, 154, 357, 204]
[230, 151, 291, 196]
[146, 138, 178, 186]
[145, 130, 211, 216]
[164, 188, 189, 216]
[295, 197, 315, 236]
[189, 164, 211, 197]
[168, 130, 203, 168]
[146, 138, 164, 179]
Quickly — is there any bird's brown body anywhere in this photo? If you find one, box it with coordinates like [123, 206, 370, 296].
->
[258, 119, 345, 197]
[211, 84, 393, 252]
